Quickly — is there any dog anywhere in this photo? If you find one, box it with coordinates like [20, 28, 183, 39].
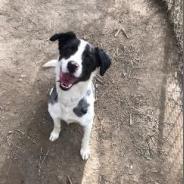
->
[43, 32, 111, 160]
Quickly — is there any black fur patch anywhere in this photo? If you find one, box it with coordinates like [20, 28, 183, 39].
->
[95, 47, 111, 76]
[60, 39, 80, 59]
[48, 86, 58, 104]
[73, 98, 89, 117]
[86, 89, 91, 96]
[79, 45, 99, 81]
[50, 32, 80, 59]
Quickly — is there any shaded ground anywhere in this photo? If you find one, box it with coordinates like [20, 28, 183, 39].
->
[163, 0, 183, 53]
[0, 0, 182, 184]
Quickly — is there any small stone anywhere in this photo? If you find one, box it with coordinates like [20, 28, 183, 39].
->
[8, 131, 13, 134]
[57, 175, 64, 183]
[20, 74, 26, 78]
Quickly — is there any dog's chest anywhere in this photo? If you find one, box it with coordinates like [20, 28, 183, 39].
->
[60, 96, 92, 124]
[48, 86, 94, 125]
[60, 101, 78, 123]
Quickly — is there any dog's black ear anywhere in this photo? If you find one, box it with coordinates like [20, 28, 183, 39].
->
[49, 32, 76, 45]
[95, 47, 111, 76]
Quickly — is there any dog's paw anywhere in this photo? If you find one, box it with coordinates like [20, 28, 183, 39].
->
[80, 147, 90, 160]
[49, 131, 59, 142]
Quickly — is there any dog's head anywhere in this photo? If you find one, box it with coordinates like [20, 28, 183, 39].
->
[50, 32, 111, 90]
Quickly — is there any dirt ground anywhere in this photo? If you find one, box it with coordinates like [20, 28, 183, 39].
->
[0, 0, 182, 184]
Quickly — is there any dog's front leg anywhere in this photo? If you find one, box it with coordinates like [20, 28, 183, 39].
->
[49, 118, 61, 142]
[80, 123, 92, 160]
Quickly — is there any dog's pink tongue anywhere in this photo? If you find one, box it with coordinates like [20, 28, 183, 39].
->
[60, 73, 74, 84]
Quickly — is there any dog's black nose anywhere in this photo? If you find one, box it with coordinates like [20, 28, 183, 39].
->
[67, 61, 79, 74]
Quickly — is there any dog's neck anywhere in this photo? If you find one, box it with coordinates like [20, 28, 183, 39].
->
[56, 78, 93, 105]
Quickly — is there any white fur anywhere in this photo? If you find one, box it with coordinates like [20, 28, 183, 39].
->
[42, 59, 57, 68]
[45, 39, 96, 160]
[58, 40, 88, 78]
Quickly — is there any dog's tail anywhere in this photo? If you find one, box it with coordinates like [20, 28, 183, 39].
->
[42, 59, 57, 68]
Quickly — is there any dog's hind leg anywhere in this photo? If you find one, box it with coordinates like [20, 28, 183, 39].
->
[49, 117, 61, 142]
[80, 123, 92, 160]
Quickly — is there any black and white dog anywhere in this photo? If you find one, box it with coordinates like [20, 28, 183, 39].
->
[43, 32, 111, 160]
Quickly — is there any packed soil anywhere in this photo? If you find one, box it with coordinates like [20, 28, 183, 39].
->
[0, 0, 182, 184]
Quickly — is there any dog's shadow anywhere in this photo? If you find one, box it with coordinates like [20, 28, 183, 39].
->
[0, 76, 86, 184]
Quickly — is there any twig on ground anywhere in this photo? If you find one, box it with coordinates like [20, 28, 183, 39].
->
[121, 27, 129, 39]
[38, 148, 49, 176]
[96, 115, 102, 122]
[114, 27, 129, 39]
[114, 28, 121, 37]
[96, 75, 103, 84]
[129, 114, 133, 126]
[41, 149, 49, 165]
[116, 47, 119, 56]
[66, 175, 73, 184]
[13, 129, 38, 145]
[145, 137, 153, 159]
[38, 147, 43, 176]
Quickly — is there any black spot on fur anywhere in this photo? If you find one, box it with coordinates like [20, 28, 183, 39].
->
[86, 90, 91, 96]
[50, 32, 80, 59]
[73, 98, 89, 117]
[60, 39, 80, 59]
[79, 45, 99, 81]
[95, 47, 111, 76]
[48, 86, 58, 104]
[78, 45, 111, 82]
[50, 32, 76, 44]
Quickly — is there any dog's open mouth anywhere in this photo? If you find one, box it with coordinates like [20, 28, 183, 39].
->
[57, 72, 78, 90]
